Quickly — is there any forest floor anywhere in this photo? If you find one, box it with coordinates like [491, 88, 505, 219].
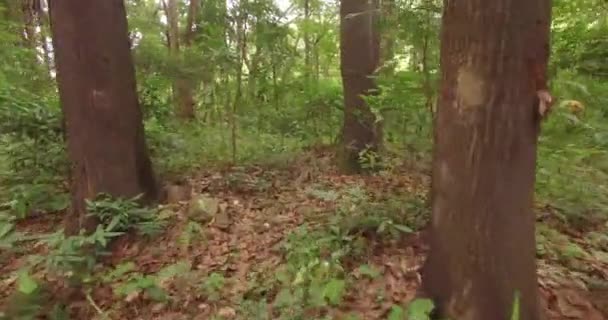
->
[1, 147, 608, 320]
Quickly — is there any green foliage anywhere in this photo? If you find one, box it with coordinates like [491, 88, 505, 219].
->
[7, 194, 167, 315]
[536, 71, 608, 220]
[260, 185, 427, 318]
[510, 291, 520, 320]
[552, 0, 608, 78]
[86, 193, 166, 237]
[42, 226, 123, 284]
[107, 260, 192, 303]
[201, 272, 226, 301]
[367, 70, 434, 153]
[357, 264, 381, 279]
[0, 87, 68, 220]
[0, 212, 22, 254]
[269, 224, 352, 318]
[333, 186, 424, 239]
[387, 305, 405, 320]
[146, 118, 306, 177]
[406, 299, 435, 320]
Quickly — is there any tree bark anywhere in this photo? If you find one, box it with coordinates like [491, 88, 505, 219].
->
[231, 4, 247, 164]
[420, 14, 433, 115]
[339, 0, 382, 173]
[163, 0, 197, 120]
[420, 1, 552, 320]
[303, 0, 311, 85]
[35, 0, 54, 74]
[22, 0, 38, 48]
[380, 0, 394, 73]
[49, 0, 159, 234]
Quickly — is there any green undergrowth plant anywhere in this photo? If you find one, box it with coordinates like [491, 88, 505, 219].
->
[332, 185, 426, 239]
[3, 194, 167, 318]
[0, 212, 23, 258]
[40, 194, 165, 280]
[145, 118, 306, 178]
[535, 71, 608, 223]
[0, 87, 68, 221]
[264, 224, 354, 319]
[105, 260, 192, 303]
[258, 185, 428, 319]
[86, 193, 166, 237]
[30, 194, 161, 283]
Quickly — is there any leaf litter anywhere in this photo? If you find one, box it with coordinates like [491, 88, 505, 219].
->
[0, 148, 607, 319]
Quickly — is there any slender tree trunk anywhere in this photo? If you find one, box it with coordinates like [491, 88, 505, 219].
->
[49, 0, 159, 234]
[231, 5, 247, 164]
[380, 0, 394, 73]
[36, 0, 54, 74]
[339, 0, 382, 173]
[420, 24, 433, 115]
[420, 1, 552, 319]
[313, 41, 320, 82]
[303, 0, 311, 86]
[163, 0, 197, 119]
[22, 0, 38, 48]
[272, 61, 279, 111]
[180, 0, 201, 118]
[248, 31, 261, 104]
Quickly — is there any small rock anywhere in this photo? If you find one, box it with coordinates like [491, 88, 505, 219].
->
[187, 194, 220, 223]
[217, 306, 236, 319]
[213, 211, 232, 231]
[152, 303, 166, 313]
[124, 290, 140, 303]
[165, 184, 192, 203]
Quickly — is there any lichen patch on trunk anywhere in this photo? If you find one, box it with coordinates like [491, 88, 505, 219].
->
[456, 67, 485, 111]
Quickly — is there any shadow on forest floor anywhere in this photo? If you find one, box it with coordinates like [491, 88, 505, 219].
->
[1, 147, 607, 319]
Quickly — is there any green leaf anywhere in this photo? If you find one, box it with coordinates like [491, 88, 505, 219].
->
[0, 222, 14, 238]
[17, 270, 39, 295]
[308, 280, 327, 307]
[511, 291, 520, 320]
[323, 278, 345, 305]
[406, 298, 434, 320]
[146, 286, 167, 302]
[392, 224, 414, 234]
[106, 215, 122, 232]
[387, 305, 405, 320]
[358, 264, 381, 279]
[273, 288, 294, 308]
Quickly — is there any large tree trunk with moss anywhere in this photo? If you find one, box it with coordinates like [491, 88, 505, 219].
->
[49, 0, 159, 234]
[339, 0, 382, 173]
[420, 1, 552, 320]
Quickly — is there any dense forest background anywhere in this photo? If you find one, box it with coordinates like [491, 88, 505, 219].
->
[0, 0, 607, 319]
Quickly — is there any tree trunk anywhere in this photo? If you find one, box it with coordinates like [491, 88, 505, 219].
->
[22, 0, 38, 48]
[231, 4, 247, 164]
[420, 21, 433, 114]
[303, 0, 311, 86]
[36, 0, 54, 74]
[49, 0, 159, 234]
[339, 0, 382, 173]
[420, 1, 552, 320]
[380, 0, 394, 73]
[164, 0, 197, 119]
